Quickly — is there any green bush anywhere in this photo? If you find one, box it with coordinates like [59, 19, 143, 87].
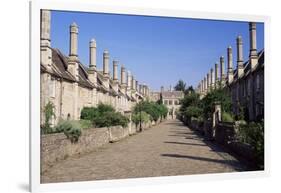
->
[80, 104, 129, 128]
[93, 111, 129, 128]
[222, 111, 234, 123]
[132, 111, 151, 124]
[55, 120, 82, 143]
[238, 121, 264, 168]
[184, 106, 203, 119]
[133, 101, 168, 122]
[79, 119, 93, 129]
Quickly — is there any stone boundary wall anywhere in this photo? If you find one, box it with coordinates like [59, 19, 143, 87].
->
[41, 120, 158, 173]
[184, 119, 256, 164]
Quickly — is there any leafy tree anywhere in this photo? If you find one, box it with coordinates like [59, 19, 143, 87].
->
[184, 86, 195, 95]
[200, 88, 232, 119]
[184, 106, 203, 119]
[174, 79, 186, 91]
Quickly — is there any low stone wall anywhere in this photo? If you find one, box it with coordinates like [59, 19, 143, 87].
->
[214, 122, 235, 145]
[41, 120, 158, 173]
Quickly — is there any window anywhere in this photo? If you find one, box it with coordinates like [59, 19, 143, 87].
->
[164, 100, 168, 105]
[174, 100, 178, 105]
[169, 100, 173, 105]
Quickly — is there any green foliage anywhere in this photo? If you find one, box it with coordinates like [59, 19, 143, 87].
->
[55, 120, 82, 143]
[179, 92, 200, 115]
[80, 103, 129, 128]
[184, 86, 195, 95]
[200, 88, 232, 119]
[42, 101, 56, 134]
[132, 111, 151, 124]
[174, 79, 186, 91]
[134, 101, 168, 122]
[237, 121, 264, 168]
[184, 106, 203, 119]
[222, 111, 234, 123]
[79, 119, 93, 129]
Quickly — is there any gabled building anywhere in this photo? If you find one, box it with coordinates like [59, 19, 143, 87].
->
[40, 10, 149, 125]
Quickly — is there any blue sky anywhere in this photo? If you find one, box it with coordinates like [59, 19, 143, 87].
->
[50, 10, 264, 91]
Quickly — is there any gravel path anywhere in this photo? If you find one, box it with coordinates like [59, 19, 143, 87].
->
[41, 119, 245, 183]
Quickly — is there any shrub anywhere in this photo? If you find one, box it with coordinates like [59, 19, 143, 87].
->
[237, 121, 264, 168]
[184, 106, 203, 119]
[222, 111, 234, 123]
[80, 104, 129, 128]
[42, 101, 56, 134]
[55, 120, 82, 143]
[93, 111, 129, 128]
[132, 111, 151, 124]
[80, 107, 99, 120]
[79, 119, 93, 129]
[134, 101, 167, 122]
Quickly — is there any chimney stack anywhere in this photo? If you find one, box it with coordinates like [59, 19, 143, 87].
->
[207, 73, 210, 92]
[215, 63, 219, 88]
[210, 68, 214, 89]
[88, 39, 97, 84]
[220, 56, 225, 83]
[249, 22, 258, 69]
[40, 10, 52, 71]
[227, 46, 234, 84]
[204, 76, 207, 93]
[69, 22, 78, 60]
[127, 71, 132, 95]
[68, 22, 79, 80]
[89, 39, 96, 69]
[113, 60, 118, 81]
[103, 50, 109, 78]
[236, 35, 244, 77]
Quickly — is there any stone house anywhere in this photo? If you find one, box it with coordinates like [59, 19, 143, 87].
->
[40, 10, 150, 125]
[150, 86, 184, 119]
[197, 22, 264, 121]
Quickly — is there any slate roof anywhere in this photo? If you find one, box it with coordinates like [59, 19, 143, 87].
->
[161, 91, 184, 98]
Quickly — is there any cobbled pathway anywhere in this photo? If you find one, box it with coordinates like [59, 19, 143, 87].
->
[41, 119, 246, 183]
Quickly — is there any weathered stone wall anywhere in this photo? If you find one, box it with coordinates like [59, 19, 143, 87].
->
[214, 122, 235, 145]
[41, 120, 158, 173]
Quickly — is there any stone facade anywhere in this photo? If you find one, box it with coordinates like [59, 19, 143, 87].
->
[150, 87, 184, 119]
[40, 10, 150, 125]
[197, 22, 264, 121]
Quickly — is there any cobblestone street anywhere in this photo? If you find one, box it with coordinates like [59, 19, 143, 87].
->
[41, 119, 246, 183]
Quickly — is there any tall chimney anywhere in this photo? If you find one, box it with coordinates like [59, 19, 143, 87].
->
[227, 46, 234, 84]
[89, 39, 96, 68]
[204, 76, 207, 93]
[236, 35, 244, 77]
[215, 63, 219, 89]
[127, 71, 132, 93]
[220, 56, 225, 83]
[210, 68, 214, 89]
[113, 60, 118, 81]
[249, 22, 258, 69]
[103, 50, 109, 78]
[68, 22, 79, 80]
[207, 73, 210, 92]
[170, 85, 172, 92]
[88, 39, 97, 84]
[69, 22, 78, 59]
[136, 81, 138, 92]
[40, 10, 52, 71]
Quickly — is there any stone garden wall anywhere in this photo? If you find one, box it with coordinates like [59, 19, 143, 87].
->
[41, 120, 158, 173]
[185, 119, 256, 164]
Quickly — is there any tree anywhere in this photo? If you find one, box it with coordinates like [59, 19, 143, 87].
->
[174, 79, 186, 91]
[184, 86, 195, 95]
